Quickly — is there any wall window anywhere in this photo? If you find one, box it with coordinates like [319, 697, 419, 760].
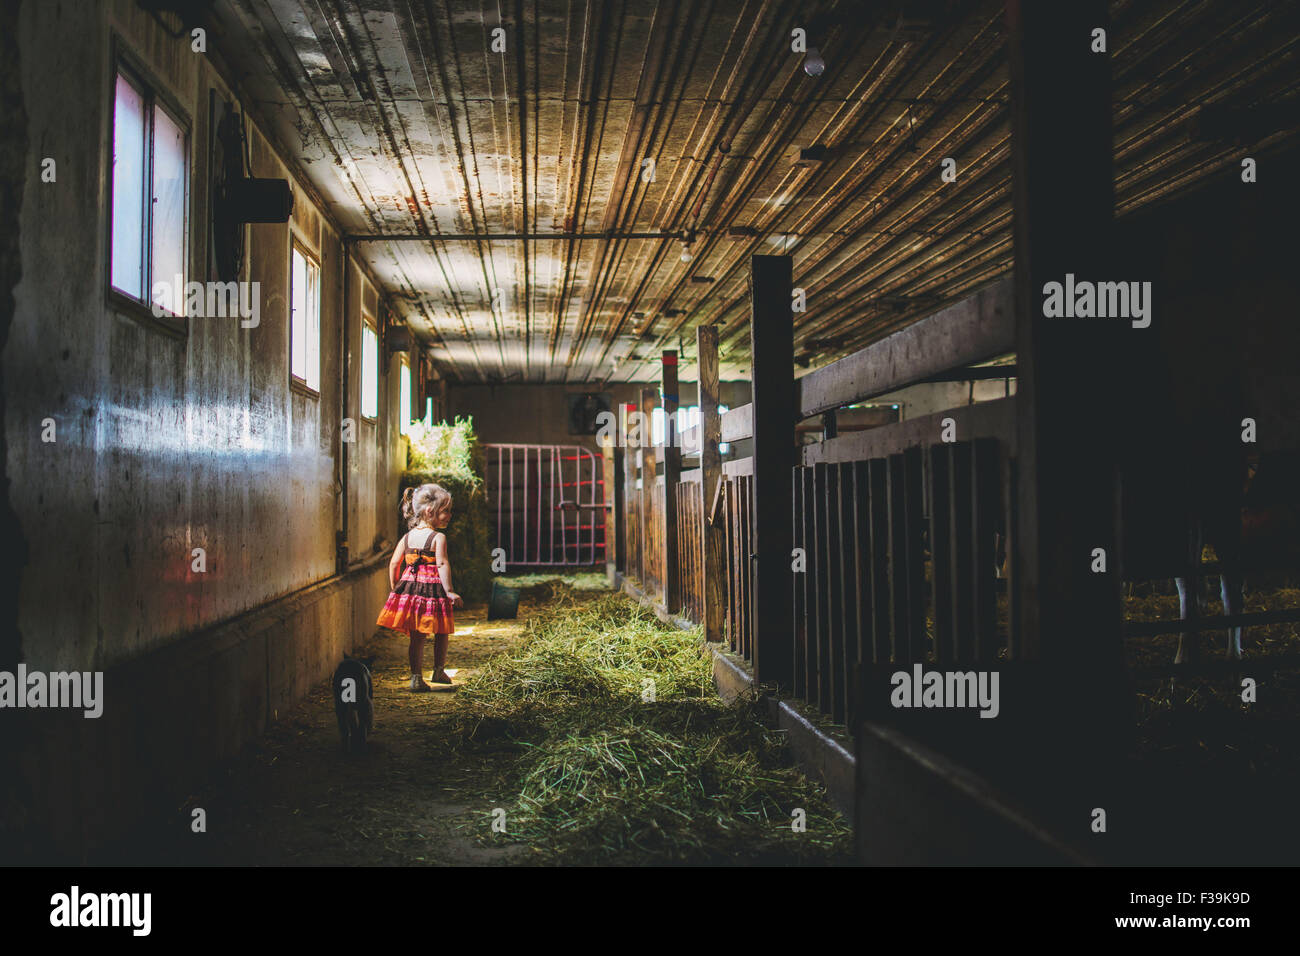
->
[361, 320, 379, 420]
[111, 65, 188, 315]
[398, 356, 412, 436]
[290, 244, 321, 391]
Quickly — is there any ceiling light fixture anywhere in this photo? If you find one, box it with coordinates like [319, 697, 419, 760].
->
[804, 46, 825, 77]
[679, 241, 693, 263]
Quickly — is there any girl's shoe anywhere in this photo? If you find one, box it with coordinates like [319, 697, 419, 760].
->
[429, 670, 453, 685]
[409, 675, 432, 692]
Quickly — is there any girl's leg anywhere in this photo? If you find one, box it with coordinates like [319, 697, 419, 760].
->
[430, 633, 451, 683]
[408, 630, 430, 690]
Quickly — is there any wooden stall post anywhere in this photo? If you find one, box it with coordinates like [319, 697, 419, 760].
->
[622, 402, 640, 584]
[749, 255, 795, 689]
[1007, 0, 1126, 745]
[697, 326, 725, 644]
[662, 352, 681, 613]
[640, 387, 659, 600]
[601, 433, 617, 588]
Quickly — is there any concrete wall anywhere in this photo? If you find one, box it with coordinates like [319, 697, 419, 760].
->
[1, 0, 405, 857]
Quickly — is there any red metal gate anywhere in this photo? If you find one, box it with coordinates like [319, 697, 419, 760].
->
[485, 444, 606, 566]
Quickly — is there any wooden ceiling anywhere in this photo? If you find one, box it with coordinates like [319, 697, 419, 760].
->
[211, 0, 1300, 383]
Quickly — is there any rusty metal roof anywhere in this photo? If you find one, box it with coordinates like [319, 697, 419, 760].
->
[210, 0, 1300, 383]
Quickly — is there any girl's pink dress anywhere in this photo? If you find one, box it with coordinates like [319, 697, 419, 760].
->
[376, 530, 456, 635]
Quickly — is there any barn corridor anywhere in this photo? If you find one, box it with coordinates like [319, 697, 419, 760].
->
[88, 576, 848, 866]
[4, 0, 1300, 874]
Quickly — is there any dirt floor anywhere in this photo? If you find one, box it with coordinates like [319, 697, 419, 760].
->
[115, 583, 584, 866]
[106, 571, 850, 866]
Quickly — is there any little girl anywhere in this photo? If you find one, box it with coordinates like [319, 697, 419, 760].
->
[377, 483, 462, 691]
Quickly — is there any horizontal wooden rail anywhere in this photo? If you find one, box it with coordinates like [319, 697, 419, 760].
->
[1124, 606, 1300, 637]
[801, 397, 1018, 466]
[679, 468, 703, 483]
[723, 456, 754, 477]
[1127, 654, 1300, 679]
[721, 403, 753, 442]
[796, 278, 1014, 418]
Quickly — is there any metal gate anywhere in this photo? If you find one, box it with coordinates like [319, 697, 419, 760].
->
[485, 444, 606, 567]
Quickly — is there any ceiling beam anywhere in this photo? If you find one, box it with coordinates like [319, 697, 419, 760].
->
[347, 231, 692, 242]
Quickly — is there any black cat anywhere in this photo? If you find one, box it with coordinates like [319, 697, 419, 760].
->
[332, 654, 377, 753]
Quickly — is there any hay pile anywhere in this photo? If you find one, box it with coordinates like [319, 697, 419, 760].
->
[433, 588, 852, 864]
[1124, 586, 1300, 781]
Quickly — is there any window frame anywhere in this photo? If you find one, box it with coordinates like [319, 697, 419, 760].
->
[360, 317, 380, 423]
[398, 354, 412, 436]
[105, 42, 191, 339]
[289, 238, 321, 397]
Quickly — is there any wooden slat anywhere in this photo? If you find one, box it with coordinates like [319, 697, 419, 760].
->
[722, 456, 754, 477]
[801, 466, 817, 702]
[831, 462, 853, 724]
[662, 351, 681, 613]
[792, 466, 806, 697]
[950, 442, 975, 661]
[708, 477, 726, 525]
[622, 404, 639, 583]
[698, 324, 725, 644]
[903, 447, 928, 663]
[612, 442, 626, 574]
[972, 437, 1001, 660]
[728, 478, 738, 650]
[812, 462, 829, 711]
[866, 458, 891, 664]
[743, 476, 754, 660]
[721, 402, 754, 442]
[796, 278, 1014, 417]
[929, 445, 955, 663]
[802, 397, 1016, 466]
[847, 462, 868, 724]
[640, 389, 657, 590]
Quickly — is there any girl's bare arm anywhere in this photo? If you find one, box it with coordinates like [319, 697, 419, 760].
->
[435, 532, 462, 605]
[388, 532, 407, 589]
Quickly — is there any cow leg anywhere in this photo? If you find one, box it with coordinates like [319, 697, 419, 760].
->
[1220, 571, 1244, 660]
[1174, 576, 1200, 665]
